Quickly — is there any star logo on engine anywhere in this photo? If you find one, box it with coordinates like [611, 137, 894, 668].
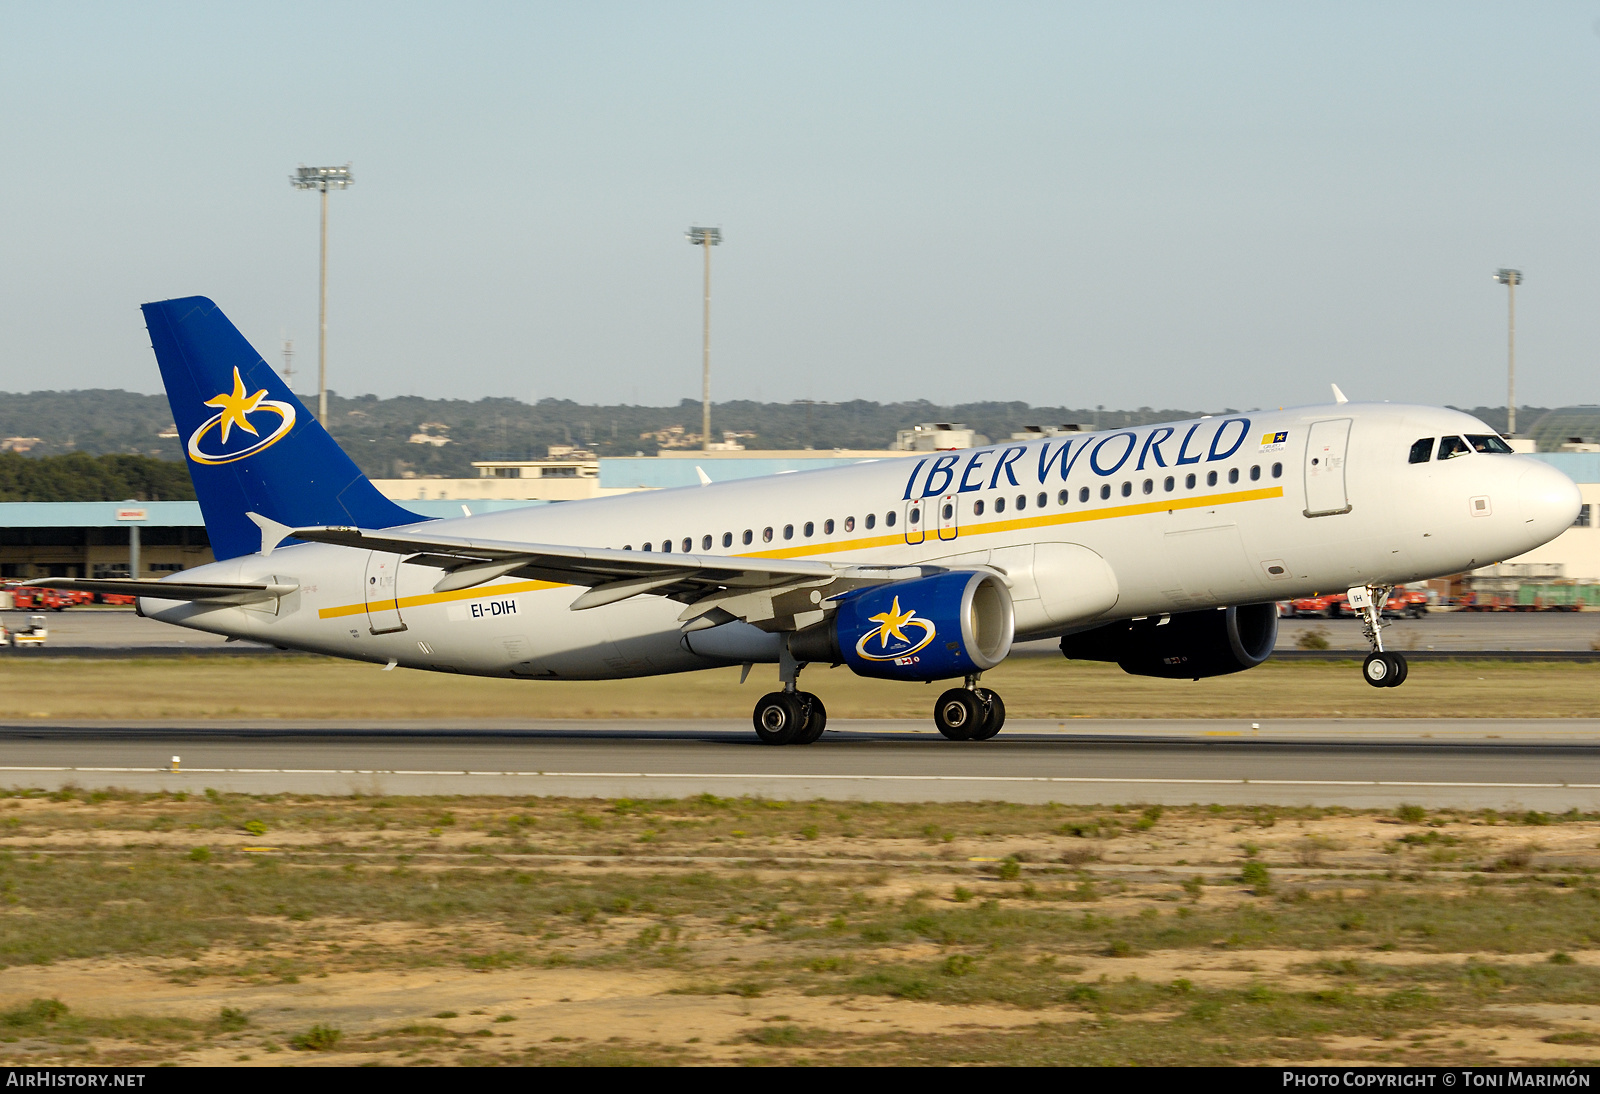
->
[856, 596, 938, 661]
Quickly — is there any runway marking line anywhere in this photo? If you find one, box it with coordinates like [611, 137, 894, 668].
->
[0, 766, 1595, 790]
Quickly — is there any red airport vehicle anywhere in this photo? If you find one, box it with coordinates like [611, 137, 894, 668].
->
[8, 586, 76, 611]
[1291, 590, 1429, 619]
[1291, 593, 1346, 618]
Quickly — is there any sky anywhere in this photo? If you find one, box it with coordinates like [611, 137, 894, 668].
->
[1, 2, 1597, 413]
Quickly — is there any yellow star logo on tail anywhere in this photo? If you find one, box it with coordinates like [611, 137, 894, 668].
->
[867, 596, 916, 649]
[204, 367, 268, 444]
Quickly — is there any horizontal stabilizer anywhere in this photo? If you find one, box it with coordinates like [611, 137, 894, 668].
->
[21, 578, 298, 606]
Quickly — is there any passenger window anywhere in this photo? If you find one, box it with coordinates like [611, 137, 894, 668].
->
[1036, 492, 1047, 508]
[1467, 434, 1514, 454]
[942, 502, 953, 520]
[1099, 484, 1111, 500]
[683, 538, 693, 553]
[660, 540, 671, 553]
[1228, 468, 1239, 484]
[720, 532, 732, 548]
[1080, 487, 1090, 502]
[866, 513, 877, 529]
[1250, 465, 1261, 481]
[1206, 470, 1218, 486]
[1272, 463, 1282, 478]
[1185, 473, 1196, 489]
[1438, 436, 1471, 460]
[1015, 494, 1026, 511]
[1057, 490, 1069, 505]
[909, 507, 920, 525]
[702, 535, 713, 551]
[973, 499, 986, 516]
[1164, 476, 1174, 492]
[642, 542, 652, 552]
[1409, 438, 1434, 464]
[784, 524, 795, 540]
[742, 529, 753, 545]
[844, 516, 854, 532]
[1142, 478, 1153, 494]
[995, 497, 1006, 513]
[1120, 482, 1132, 497]
[886, 511, 896, 527]
[763, 527, 773, 543]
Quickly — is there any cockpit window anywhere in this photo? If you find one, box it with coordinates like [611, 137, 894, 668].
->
[1408, 438, 1434, 464]
[1466, 434, 1514, 454]
[1437, 436, 1472, 460]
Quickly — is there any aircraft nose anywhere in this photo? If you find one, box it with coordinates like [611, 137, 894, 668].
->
[1517, 461, 1582, 543]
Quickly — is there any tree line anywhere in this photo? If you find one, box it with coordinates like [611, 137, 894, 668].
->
[0, 452, 195, 502]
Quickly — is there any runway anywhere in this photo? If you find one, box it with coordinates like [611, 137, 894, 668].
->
[5, 718, 1600, 810]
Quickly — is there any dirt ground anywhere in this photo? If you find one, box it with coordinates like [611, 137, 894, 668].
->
[2, 791, 1600, 1065]
[0, 655, 1597, 720]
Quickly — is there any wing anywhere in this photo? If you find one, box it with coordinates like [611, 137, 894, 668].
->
[287, 524, 941, 631]
[20, 577, 298, 606]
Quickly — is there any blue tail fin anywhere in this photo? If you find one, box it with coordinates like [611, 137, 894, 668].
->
[142, 296, 423, 560]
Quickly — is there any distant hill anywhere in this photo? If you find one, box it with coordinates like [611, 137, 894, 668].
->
[0, 389, 1544, 482]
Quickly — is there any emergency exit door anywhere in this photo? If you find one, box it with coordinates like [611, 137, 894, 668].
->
[904, 498, 926, 545]
[1303, 418, 1352, 517]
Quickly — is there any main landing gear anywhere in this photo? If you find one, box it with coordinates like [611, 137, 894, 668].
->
[750, 654, 1008, 745]
[1349, 584, 1408, 689]
[752, 644, 828, 745]
[752, 690, 827, 746]
[934, 675, 1007, 741]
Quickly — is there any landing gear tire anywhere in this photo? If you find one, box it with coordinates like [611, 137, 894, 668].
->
[1362, 653, 1391, 687]
[934, 688, 984, 741]
[1362, 652, 1408, 688]
[753, 691, 805, 745]
[791, 693, 828, 745]
[1386, 652, 1408, 687]
[969, 688, 1006, 741]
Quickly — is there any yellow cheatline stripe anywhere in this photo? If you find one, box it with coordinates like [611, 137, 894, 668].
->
[317, 484, 1283, 619]
[320, 578, 566, 620]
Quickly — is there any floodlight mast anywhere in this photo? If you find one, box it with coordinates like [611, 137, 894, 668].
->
[290, 164, 353, 427]
[687, 227, 722, 452]
[1493, 268, 1523, 437]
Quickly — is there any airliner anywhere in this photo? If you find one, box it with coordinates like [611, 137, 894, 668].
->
[32, 298, 1581, 744]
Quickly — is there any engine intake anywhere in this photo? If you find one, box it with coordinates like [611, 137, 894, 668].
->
[1058, 603, 1278, 679]
[789, 570, 1014, 681]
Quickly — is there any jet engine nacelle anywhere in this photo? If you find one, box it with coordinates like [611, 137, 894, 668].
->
[789, 570, 1015, 681]
[1058, 603, 1278, 680]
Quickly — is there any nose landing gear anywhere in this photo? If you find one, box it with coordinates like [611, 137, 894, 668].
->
[1350, 584, 1408, 688]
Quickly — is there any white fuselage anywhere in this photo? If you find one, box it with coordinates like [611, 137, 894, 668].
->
[139, 403, 1580, 681]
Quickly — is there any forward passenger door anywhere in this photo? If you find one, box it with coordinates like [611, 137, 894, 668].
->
[1304, 418, 1352, 517]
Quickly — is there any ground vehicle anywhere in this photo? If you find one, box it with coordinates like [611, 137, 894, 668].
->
[1291, 593, 1345, 617]
[9, 586, 78, 611]
[1383, 589, 1429, 619]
